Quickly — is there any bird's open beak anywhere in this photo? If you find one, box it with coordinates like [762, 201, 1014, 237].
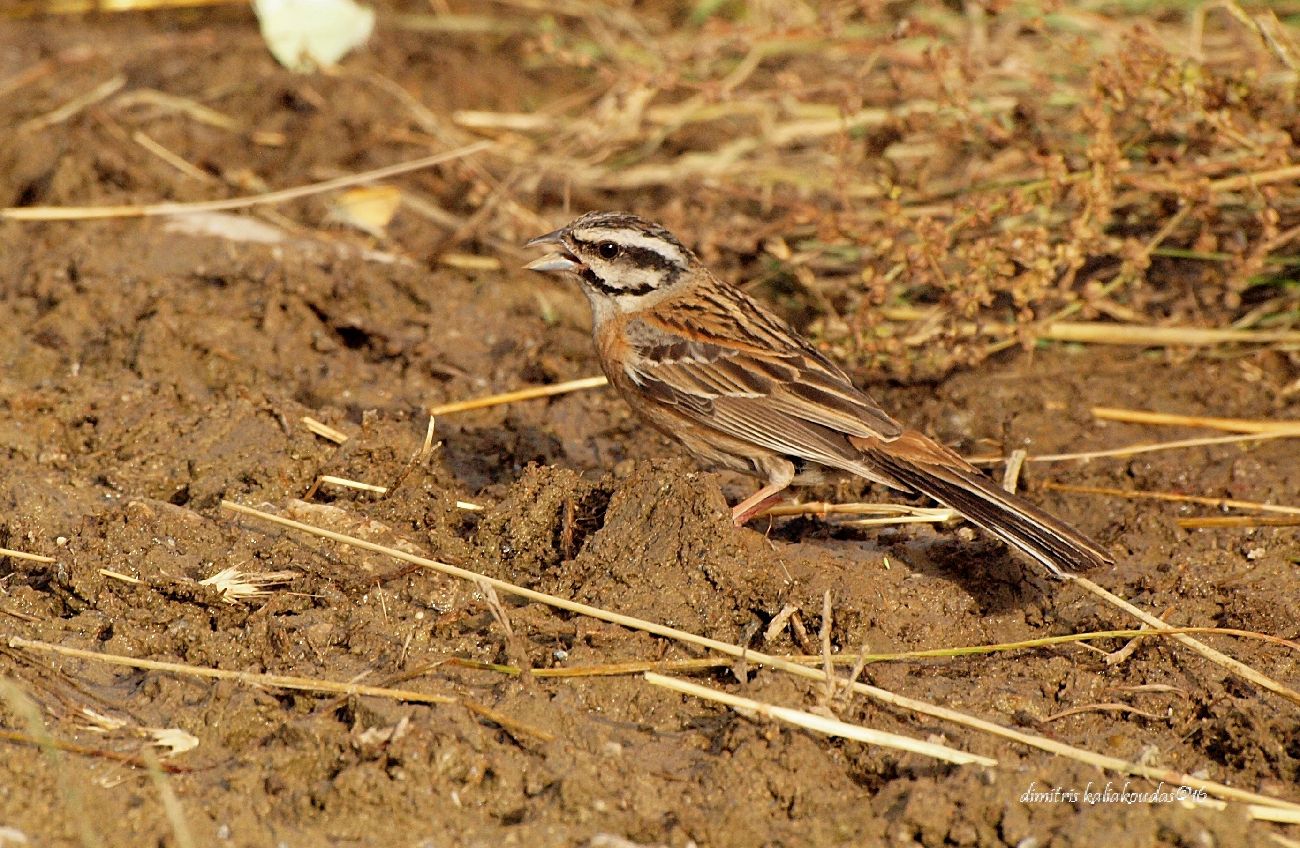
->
[524, 229, 580, 273]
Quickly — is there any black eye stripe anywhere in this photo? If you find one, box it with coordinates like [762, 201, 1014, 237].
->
[623, 245, 682, 277]
[572, 237, 683, 275]
[581, 267, 657, 297]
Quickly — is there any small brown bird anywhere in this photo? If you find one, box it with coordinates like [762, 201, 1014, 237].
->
[525, 211, 1112, 577]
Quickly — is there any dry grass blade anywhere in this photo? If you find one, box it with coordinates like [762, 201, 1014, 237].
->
[1104, 626, 1149, 667]
[439, 253, 502, 271]
[460, 699, 554, 743]
[1209, 162, 1300, 193]
[1042, 702, 1169, 723]
[0, 680, 105, 848]
[99, 568, 141, 585]
[645, 672, 997, 767]
[458, 626, 1298, 679]
[141, 748, 196, 848]
[113, 88, 243, 132]
[0, 726, 188, 772]
[1091, 407, 1300, 434]
[1, 141, 492, 221]
[758, 501, 955, 523]
[1245, 808, 1300, 827]
[218, 499, 1300, 813]
[301, 416, 350, 444]
[131, 130, 218, 184]
[10, 636, 456, 705]
[419, 415, 438, 458]
[969, 430, 1300, 465]
[304, 475, 389, 498]
[1042, 482, 1300, 516]
[0, 547, 55, 564]
[428, 375, 608, 415]
[24, 0, 246, 12]
[17, 74, 125, 133]
[1067, 576, 1300, 708]
[1178, 515, 1300, 529]
[878, 309, 1300, 349]
[1001, 448, 1027, 494]
[1044, 323, 1300, 346]
[841, 511, 957, 527]
[10, 636, 553, 742]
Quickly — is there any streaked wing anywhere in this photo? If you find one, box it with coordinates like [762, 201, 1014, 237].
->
[622, 286, 902, 469]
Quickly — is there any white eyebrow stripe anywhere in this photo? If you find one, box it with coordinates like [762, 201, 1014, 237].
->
[572, 227, 686, 266]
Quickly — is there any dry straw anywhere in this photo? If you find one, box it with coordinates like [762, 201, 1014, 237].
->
[216, 499, 1300, 813]
[0, 142, 492, 221]
[644, 673, 996, 767]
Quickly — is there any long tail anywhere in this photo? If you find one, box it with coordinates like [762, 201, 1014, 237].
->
[853, 433, 1113, 577]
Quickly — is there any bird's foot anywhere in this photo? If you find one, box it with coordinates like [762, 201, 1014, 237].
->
[730, 482, 790, 526]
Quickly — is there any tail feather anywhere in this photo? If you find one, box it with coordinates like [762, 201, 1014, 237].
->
[857, 443, 1113, 577]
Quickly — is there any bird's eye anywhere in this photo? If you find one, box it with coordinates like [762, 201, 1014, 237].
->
[597, 242, 621, 260]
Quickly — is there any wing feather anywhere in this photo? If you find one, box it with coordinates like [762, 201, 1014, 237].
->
[622, 289, 903, 471]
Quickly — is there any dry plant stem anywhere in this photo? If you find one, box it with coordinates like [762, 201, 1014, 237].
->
[301, 416, 350, 444]
[1043, 323, 1300, 346]
[819, 591, 834, 705]
[1209, 162, 1300, 193]
[1042, 702, 1168, 723]
[388, 415, 442, 494]
[132, 130, 217, 184]
[10, 636, 456, 706]
[759, 501, 953, 520]
[0, 546, 55, 563]
[969, 430, 1300, 465]
[9, 636, 555, 741]
[1001, 449, 1027, 494]
[1105, 627, 1148, 667]
[0, 141, 493, 221]
[114, 89, 243, 132]
[219, 500, 1300, 813]
[18, 74, 125, 133]
[419, 415, 438, 457]
[844, 513, 956, 528]
[459, 700, 554, 743]
[428, 375, 609, 415]
[1179, 516, 1300, 529]
[1067, 576, 1300, 708]
[1042, 481, 1300, 516]
[305, 476, 389, 498]
[764, 604, 800, 642]
[141, 748, 196, 848]
[458, 625, 1299, 678]
[28, 0, 247, 13]
[644, 673, 996, 767]
[0, 727, 187, 772]
[99, 568, 141, 584]
[0, 680, 105, 848]
[881, 308, 1300, 347]
[1091, 407, 1300, 434]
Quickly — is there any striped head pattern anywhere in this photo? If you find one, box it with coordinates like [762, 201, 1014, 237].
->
[524, 212, 697, 309]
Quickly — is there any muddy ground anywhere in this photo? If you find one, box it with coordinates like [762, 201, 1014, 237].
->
[2, 5, 1299, 848]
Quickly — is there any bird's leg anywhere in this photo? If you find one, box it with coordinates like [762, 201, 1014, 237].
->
[730, 480, 790, 526]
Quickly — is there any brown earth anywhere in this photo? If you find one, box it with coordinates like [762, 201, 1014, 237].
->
[2, 6, 1299, 848]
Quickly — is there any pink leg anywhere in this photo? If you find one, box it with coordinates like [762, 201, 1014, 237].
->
[730, 480, 791, 526]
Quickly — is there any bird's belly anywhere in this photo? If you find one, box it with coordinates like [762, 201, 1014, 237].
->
[620, 396, 768, 478]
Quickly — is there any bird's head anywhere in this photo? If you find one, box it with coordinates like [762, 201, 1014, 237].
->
[524, 211, 697, 308]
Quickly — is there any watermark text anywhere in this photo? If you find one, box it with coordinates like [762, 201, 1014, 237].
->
[1020, 781, 1208, 806]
